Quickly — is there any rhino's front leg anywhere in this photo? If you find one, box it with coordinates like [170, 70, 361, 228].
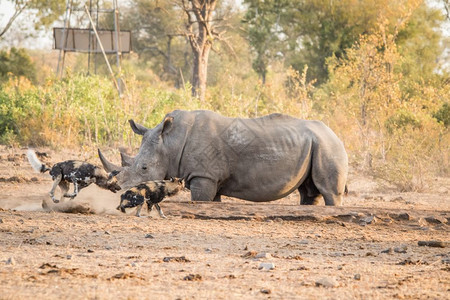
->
[189, 177, 217, 201]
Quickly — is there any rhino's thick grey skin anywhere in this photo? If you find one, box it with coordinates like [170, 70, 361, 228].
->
[102, 110, 348, 206]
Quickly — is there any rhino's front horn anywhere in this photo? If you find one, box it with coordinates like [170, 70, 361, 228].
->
[97, 149, 123, 172]
[120, 152, 135, 167]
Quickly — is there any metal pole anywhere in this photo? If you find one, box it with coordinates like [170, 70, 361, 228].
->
[87, 0, 93, 75]
[56, 0, 71, 78]
[113, 0, 123, 95]
[84, 5, 120, 93]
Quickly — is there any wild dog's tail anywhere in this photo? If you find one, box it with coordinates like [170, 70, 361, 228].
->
[26, 149, 50, 173]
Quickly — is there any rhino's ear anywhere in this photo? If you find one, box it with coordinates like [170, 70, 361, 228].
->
[129, 119, 148, 136]
[161, 116, 174, 136]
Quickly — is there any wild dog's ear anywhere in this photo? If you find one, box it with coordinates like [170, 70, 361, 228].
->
[129, 120, 149, 136]
[161, 116, 174, 136]
[169, 177, 175, 182]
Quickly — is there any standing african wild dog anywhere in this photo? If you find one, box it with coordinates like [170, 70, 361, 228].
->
[117, 177, 184, 218]
[27, 149, 121, 203]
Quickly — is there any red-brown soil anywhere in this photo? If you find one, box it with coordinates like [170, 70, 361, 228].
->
[0, 145, 448, 299]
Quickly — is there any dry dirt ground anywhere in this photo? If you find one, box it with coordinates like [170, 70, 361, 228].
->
[0, 145, 449, 299]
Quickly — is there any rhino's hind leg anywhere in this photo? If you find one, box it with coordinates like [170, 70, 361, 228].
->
[298, 177, 322, 205]
[189, 177, 217, 201]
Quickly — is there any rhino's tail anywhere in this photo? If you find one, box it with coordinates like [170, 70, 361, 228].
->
[344, 184, 349, 196]
[27, 149, 50, 173]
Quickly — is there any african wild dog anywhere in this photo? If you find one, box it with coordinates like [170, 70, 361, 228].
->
[116, 177, 184, 218]
[27, 149, 121, 203]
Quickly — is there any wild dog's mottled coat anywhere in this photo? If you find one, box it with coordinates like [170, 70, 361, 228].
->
[117, 177, 184, 218]
[27, 150, 121, 203]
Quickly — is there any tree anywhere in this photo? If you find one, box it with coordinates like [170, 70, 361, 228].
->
[180, 0, 220, 101]
[0, 47, 36, 83]
[121, 1, 187, 85]
[0, 0, 65, 40]
[243, 0, 444, 85]
[242, 0, 289, 84]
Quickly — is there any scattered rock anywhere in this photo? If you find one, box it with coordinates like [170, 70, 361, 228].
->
[354, 274, 361, 280]
[365, 252, 377, 257]
[258, 262, 275, 270]
[87, 249, 94, 253]
[39, 263, 57, 269]
[360, 215, 376, 225]
[418, 240, 448, 248]
[315, 277, 338, 288]
[381, 248, 393, 254]
[260, 288, 271, 294]
[163, 256, 191, 263]
[109, 272, 142, 280]
[394, 246, 408, 253]
[298, 239, 310, 245]
[145, 234, 154, 239]
[255, 252, 272, 259]
[397, 259, 422, 265]
[6, 257, 16, 265]
[424, 216, 447, 225]
[183, 273, 202, 281]
[0, 218, 3, 223]
[204, 248, 213, 253]
[105, 246, 112, 250]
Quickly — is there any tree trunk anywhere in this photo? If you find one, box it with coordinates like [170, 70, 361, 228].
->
[182, 0, 217, 102]
[192, 42, 211, 101]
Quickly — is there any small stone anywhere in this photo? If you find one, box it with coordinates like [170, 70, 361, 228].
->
[381, 248, 393, 254]
[87, 249, 94, 253]
[354, 274, 361, 280]
[418, 240, 447, 248]
[315, 277, 338, 288]
[0, 218, 3, 223]
[425, 216, 447, 225]
[394, 246, 407, 253]
[360, 215, 376, 225]
[6, 257, 15, 265]
[255, 252, 272, 259]
[298, 239, 310, 245]
[258, 262, 275, 270]
[104, 231, 111, 235]
[145, 234, 155, 239]
[260, 288, 271, 294]
[204, 248, 213, 253]
[105, 246, 113, 250]
[183, 273, 202, 281]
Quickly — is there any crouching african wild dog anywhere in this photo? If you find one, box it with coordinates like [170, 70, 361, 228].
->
[117, 177, 184, 218]
[27, 149, 121, 203]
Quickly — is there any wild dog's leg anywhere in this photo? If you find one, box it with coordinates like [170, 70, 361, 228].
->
[49, 174, 62, 203]
[155, 204, 166, 219]
[135, 203, 144, 217]
[147, 201, 153, 213]
[65, 176, 79, 199]
[59, 181, 70, 200]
